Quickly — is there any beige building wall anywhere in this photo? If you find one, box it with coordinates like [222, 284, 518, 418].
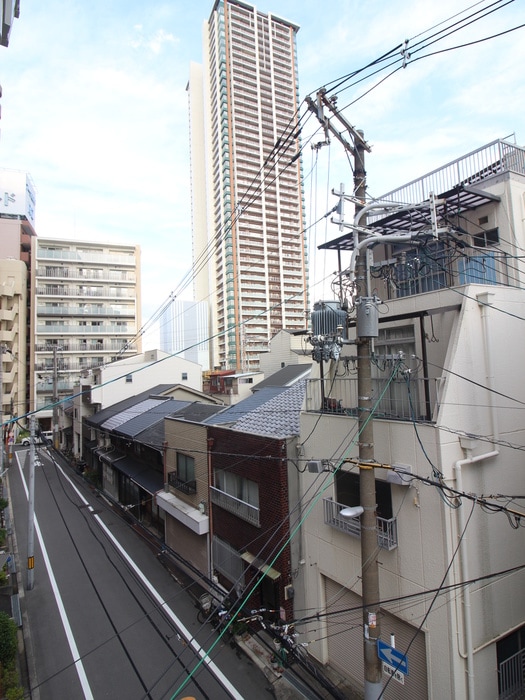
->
[158, 419, 211, 577]
[0, 258, 27, 436]
[30, 237, 141, 425]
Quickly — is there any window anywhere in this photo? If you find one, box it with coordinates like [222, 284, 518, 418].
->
[214, 470, 259, 508]
[473, 227, 498, 246]
[181, 372, 188, 381]
[336, 471, 392, 520]
[458, 252, 497, 284]
[372, 325, 419, 420]
[394, 242, 448, 297]
[212, 535, 244, 588]
[168, 453, 196, 494]
[125, 374, 132, 383]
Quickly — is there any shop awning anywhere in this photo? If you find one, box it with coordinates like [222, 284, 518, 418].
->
[112, 456, 164, 495]
[240, 551, 281, 580]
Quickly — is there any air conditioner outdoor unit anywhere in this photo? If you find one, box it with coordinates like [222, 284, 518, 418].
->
[307, 460, 323, 473]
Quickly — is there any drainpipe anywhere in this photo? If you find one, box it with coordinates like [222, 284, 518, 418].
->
[207, 437, 215, 580]
[454, 446, 498, 700]
[454, 291, 499, 699]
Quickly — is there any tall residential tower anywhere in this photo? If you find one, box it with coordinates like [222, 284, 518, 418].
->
[189, 0, 308, 371]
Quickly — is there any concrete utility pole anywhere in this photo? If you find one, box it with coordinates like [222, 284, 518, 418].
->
[353, 134, 383, 700]
[306, 92, 382, 699]
[27, 414, 36, 590]
[52, 345, 59, 449]
[0, 346, 4, 477]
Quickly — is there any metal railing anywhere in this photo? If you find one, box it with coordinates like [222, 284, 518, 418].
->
[210, 485, 260, 527]
[499, 649, 525, 699]
[305, 376, 439, 422]
[374, 139, 525, 209]
[37, 250, 135, 265]
[168, 473, 197, 495]
[323, 497, 398, 550]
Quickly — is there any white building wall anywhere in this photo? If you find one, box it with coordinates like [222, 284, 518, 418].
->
[89, 349, 202, 409]
[297, 282, 525, 699]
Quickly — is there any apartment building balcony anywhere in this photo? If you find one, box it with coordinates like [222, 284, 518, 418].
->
[37, 250, 135, 266]
[36, 379, 77, 393]
[0, 308, 16, 322]
[36, 267, 136, 282]
[323, 497, 398, 550]
[0, 329, 16, 343]
[305, 376, 438, 423]
[37, 305, 135, 317]
[35, 341, 137, 353]
[210, 485, 260, 527]
[35, 285, 135, 299]
[36, 323, 133, 334]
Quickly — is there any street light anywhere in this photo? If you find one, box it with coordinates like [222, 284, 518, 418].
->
[340, 505, 364, 519]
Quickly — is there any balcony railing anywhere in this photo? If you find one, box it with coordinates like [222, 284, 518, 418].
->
[323, 497, 398, 550]
[210, 485, 260, 527]
[37, 305, 135, 317]
[36, 323, 132, 334]
[37, 250, 135, 265]
[499, 648, 525, 699]
[168, 472, 196, 495]
[306, 376, 438, 422]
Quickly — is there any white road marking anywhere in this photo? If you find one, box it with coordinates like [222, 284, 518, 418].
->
[26, 455, 244, 700]
[16, 455, 94, 700]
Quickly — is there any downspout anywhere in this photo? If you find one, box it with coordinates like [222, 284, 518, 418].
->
[454, 291, 499, 699]
[207, 436, 215, 581]
[454, 447, 498, 700]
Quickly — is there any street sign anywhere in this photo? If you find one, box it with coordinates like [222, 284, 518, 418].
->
[382, 662, 405, 684]
[377, 639, 409, 675]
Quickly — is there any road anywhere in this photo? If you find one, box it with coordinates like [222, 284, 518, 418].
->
[8, 446, 275, 700]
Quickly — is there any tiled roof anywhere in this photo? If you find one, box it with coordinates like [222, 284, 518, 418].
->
[203, 387, 288, 425]
[233, 380, 306, 438]
[85, 384, 178, 427]
[253, 364, 311, 390]
[112, 399, 191, 438]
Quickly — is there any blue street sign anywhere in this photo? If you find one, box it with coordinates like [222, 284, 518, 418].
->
[377, 639, 409, 675]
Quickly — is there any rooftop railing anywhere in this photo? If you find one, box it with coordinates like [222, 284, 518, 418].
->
[374, 139, 525, 210]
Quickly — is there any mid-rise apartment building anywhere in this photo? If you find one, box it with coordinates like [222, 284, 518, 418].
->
[189, 0, 308, 371]
[30, 238, 141, 424]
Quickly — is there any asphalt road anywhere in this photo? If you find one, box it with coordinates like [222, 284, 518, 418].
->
[7, 446, 275, 700]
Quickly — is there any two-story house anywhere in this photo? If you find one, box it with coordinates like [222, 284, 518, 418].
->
[159, 367, 310, 619]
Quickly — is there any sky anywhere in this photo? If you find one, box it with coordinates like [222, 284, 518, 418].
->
[1, 0, 524, 349]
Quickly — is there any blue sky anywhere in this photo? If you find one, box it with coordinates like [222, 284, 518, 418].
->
[1, 0, 524, 348]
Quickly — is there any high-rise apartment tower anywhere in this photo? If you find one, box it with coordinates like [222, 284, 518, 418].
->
[189, 0, 308, 371]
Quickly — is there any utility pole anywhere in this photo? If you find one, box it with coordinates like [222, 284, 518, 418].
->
[354, 134, 383, 700]
[0, 346, 4, 477]
[27, 414, 36, 590]
[307, 92, 382, 699]
[52, 345, 59, 449]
